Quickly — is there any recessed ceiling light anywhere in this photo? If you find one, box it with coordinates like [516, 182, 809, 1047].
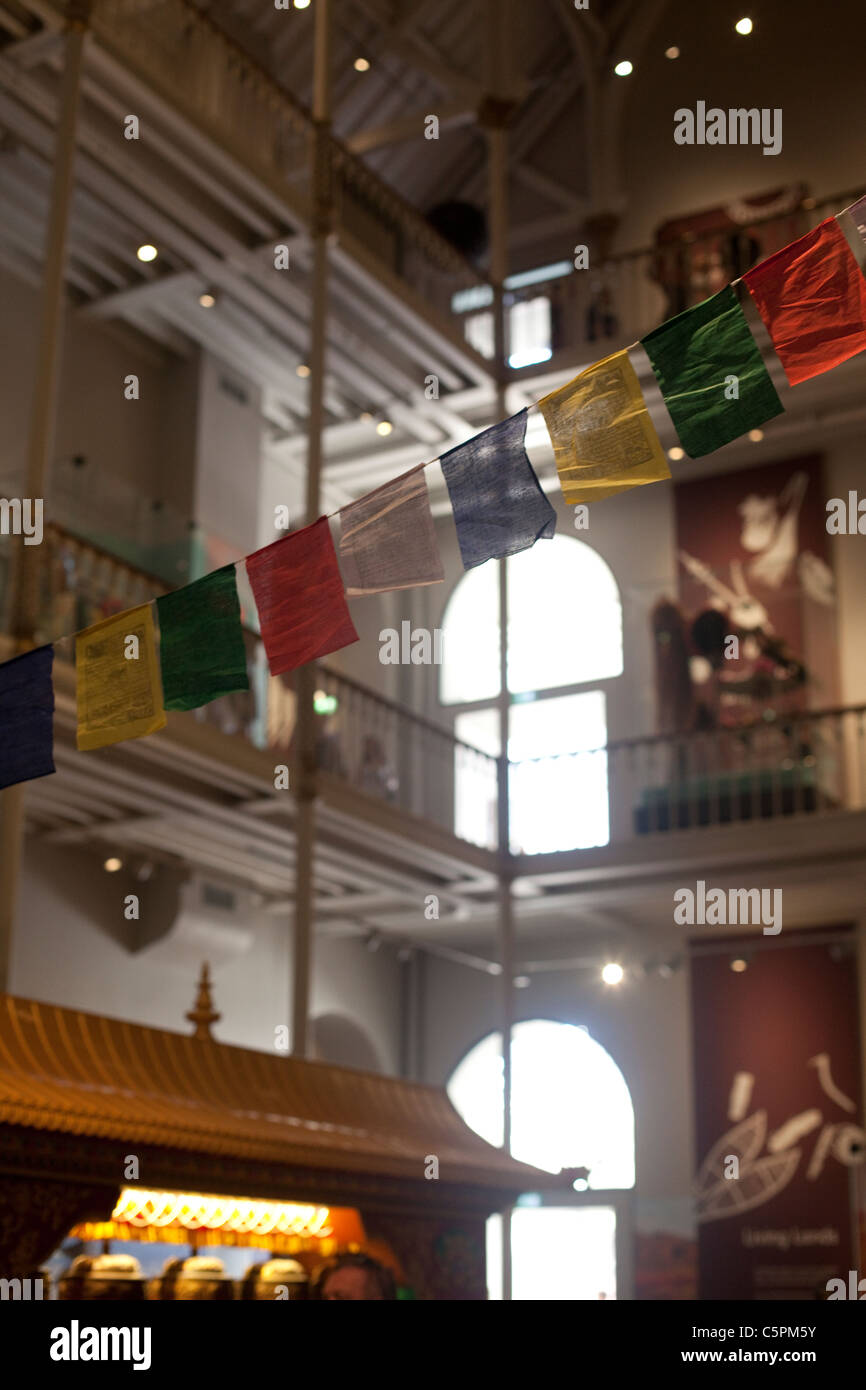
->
[735, 17, 753, 35]
[731, 957, 748, 972]
[294, 0, 311, 7]
[296, 363, 311, 378]
[668, 446, 685, 461]
[513, 975, 531, 989]
[354, 57, 370, 72]
[360, 411, 373, 423]
[136, 243, 158, 263]
[376, 419, 393, 436]
[748, 428, 764, 442]
[104, 857, 123, 873]
[602, 962, 624, 985]
[198, 291, 216, 308]
[665, 46, 680, 59]
[614, 60, 633, 77]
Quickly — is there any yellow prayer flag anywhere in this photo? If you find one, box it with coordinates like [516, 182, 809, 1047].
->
[538, 349, 670, 505]
[76, 604, 166, 751]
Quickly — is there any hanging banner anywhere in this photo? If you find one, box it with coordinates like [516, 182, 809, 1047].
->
[0, 646, 55, 790]
[338, 464, 444, 596]
[690, 929, 864, 1300]
[642, 285, 783, 457]
[245, 516, 359, 676]
[156, 564, 249, 712]
[440, 409, 556, 568]
[743, 218, 866, 386]
[76, 604, 166, 751]
[539, 349, 670, 503]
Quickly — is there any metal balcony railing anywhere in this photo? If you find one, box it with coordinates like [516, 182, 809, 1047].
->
[484, 189, 864, 369]
[2, 526, 864, 858]
[510, 709, 866, 856]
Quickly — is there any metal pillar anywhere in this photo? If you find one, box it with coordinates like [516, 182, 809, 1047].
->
[291, 0, 332, 1059]
[0, 4, 91, 990]
[484, 0, 516, 1302]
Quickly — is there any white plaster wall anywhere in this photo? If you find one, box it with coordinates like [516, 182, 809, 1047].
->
[11, 840, 402, 1073]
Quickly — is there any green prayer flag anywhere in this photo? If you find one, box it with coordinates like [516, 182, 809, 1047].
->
[156, 565, 250, 712]
[641, 286, 783, 458]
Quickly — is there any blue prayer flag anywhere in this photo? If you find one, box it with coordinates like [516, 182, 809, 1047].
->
[0, 645, 55, 791]
[440, 409, 556, 569]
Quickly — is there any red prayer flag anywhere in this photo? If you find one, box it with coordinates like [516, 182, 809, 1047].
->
[743, 218, 866, 386]
[245, 517, 358, 675]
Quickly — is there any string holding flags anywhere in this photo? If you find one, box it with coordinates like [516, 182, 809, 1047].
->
[1, 189, 864, 787]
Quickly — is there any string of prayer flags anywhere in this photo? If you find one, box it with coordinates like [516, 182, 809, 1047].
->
[245, 516, 358, 676]
[156, 564, 250, 712]
[440, 409, 556, 569]
[338, 464, 444, 595]
[641, 286, 783, 458]
[75, 604, 166, 751]
[0, 646, 55, 790]
[742, 218, 866, 387]
[539, 349, 670, 503]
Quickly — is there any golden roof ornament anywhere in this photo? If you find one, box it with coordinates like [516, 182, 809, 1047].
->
[186, 963, 220, 1040]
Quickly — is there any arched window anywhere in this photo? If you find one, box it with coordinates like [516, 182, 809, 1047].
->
[440, 536, 623, 852]
[447, 1019, 635, 1185]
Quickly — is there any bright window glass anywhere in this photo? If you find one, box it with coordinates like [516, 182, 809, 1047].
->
[505, 538, 623, 694]
[508, 692, 609, 852]
[447, 1019, 635, 1187]
[439, 537, 623, 705]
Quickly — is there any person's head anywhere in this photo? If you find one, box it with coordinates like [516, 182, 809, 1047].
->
[312, 1252, 397, 1301]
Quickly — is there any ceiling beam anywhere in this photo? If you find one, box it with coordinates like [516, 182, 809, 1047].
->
[346, 101, 475, 154]
[348, 0, 482, 103]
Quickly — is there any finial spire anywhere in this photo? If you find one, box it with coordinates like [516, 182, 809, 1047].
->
[186, 963, 220, 1040]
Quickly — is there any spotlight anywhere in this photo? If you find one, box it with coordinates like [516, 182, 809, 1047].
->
[513, 975, 531, 989]
[665, 46, 680, 59]
[360, 411, 373, 423]
[748, 429, 764, 442]
[735, 17, 753, 36]
[602, 962, 624, 985]
[730, 956, 748, 973]
[376, 420, 393, 436]
[668, 446, 685, 461]
[136, 244, 158, 263]
[354, 57, 370, 72]
[198, 290, 216, 308]
[296, 363, 311, 378]
[104, 857, 123, 873]
[294, 0, 311, 7]
[614, 60, 633, 77]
